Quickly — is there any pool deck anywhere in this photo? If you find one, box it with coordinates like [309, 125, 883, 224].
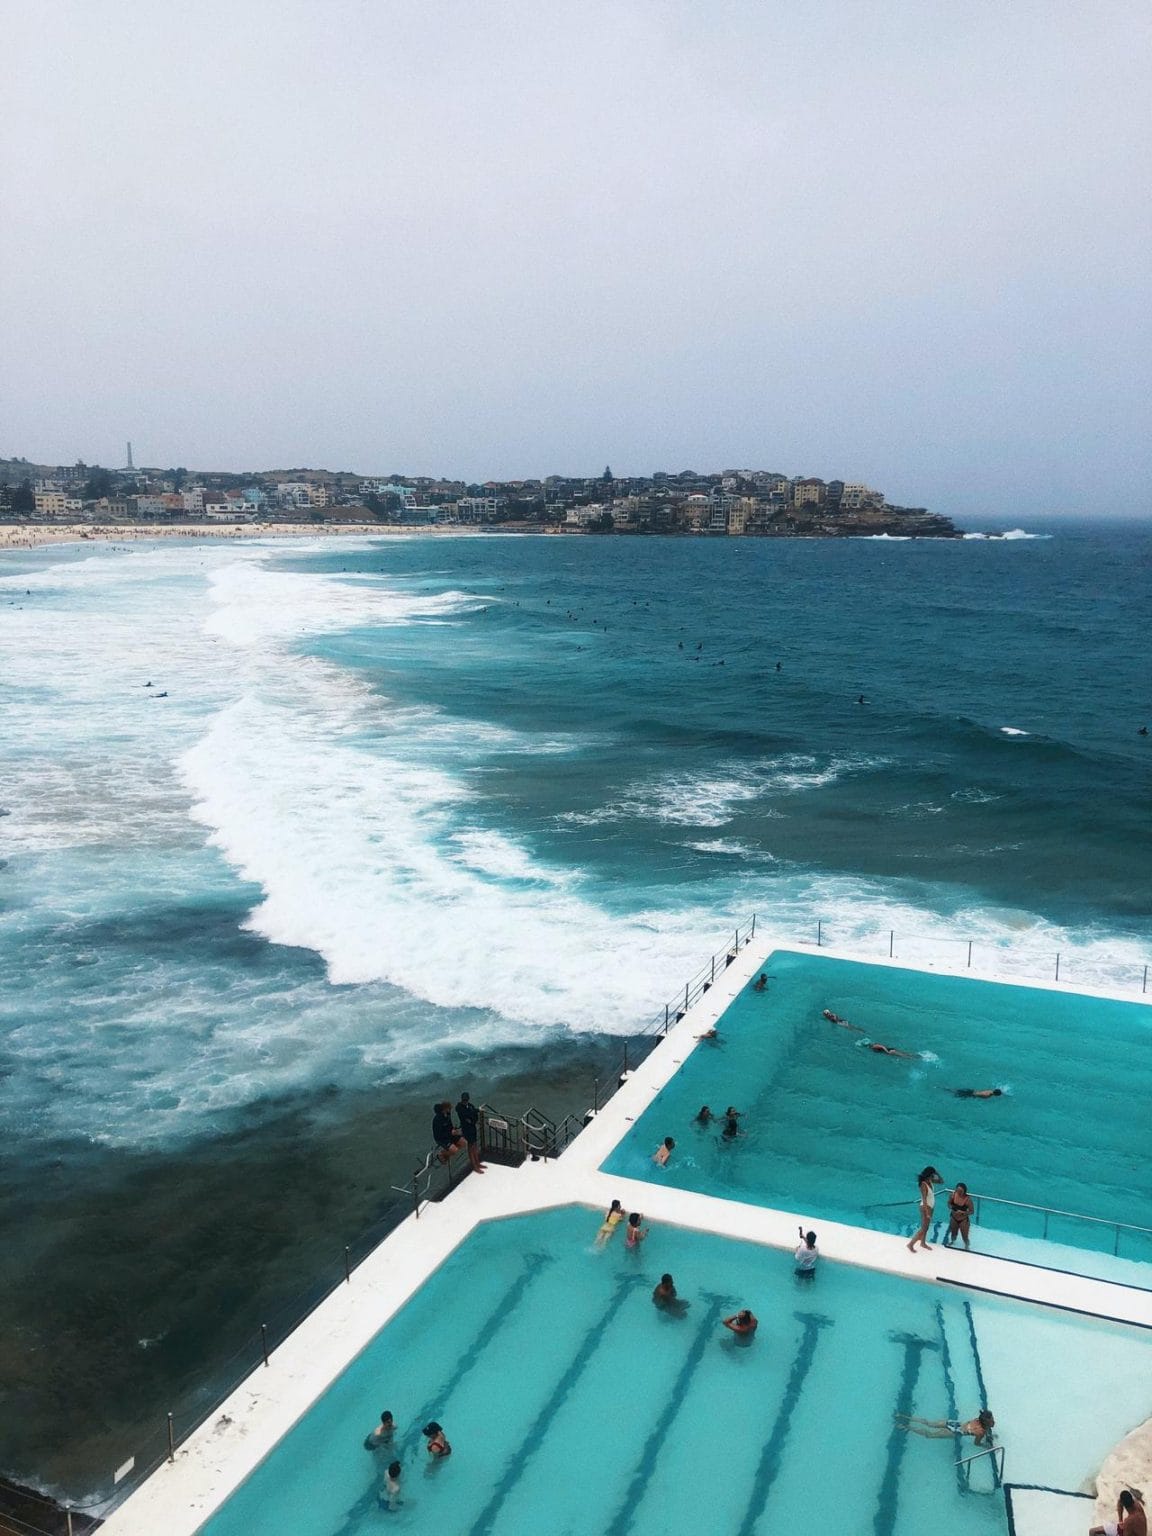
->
[99, 935, 1152, 1536]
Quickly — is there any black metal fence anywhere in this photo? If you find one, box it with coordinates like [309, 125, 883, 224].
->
[21, 915, 760, 1533]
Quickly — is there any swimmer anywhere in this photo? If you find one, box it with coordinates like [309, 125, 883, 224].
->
[652, 1136, 675, 1167]
[695, 1105, 714, 1126]
[695, 1027, 722, 1044]
[896, 1409, 994, 1444]
[723, 1309, 758, 1337]
[856, 1038, 916, 1059]
[823, 1009, 863, 1031]
[753, 974, 767, 992]
[363, 1410, 395, 1451]
[422, 1421, 451, 1458]
[596, 1199, 625, 1245]
[722, 1107, 743, 1141]
[379, 1460, 403, 1511]
[625, 1212, 648, 1249]
[951, 1088, 1002, 1098]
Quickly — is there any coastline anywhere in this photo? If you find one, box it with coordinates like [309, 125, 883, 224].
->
[0, 522, 475, 551]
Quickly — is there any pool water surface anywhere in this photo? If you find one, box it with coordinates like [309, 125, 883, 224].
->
[195, 1207, 1152, 1536]
[603, 951, 1152, 1271]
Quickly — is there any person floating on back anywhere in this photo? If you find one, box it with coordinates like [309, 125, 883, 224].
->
[652, 1136, 675, 1167]
[795, 1228, 819, 1276]
[364, 1410, 394, 1451]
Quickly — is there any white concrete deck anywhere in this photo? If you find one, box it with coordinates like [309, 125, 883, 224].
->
[99, 932, 1152, 1535]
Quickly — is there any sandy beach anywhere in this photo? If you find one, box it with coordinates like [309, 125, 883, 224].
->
[0, 521, 472, 551]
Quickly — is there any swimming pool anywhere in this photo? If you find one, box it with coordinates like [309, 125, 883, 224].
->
[194, 1206, 1151, 1536]
[603, 951, 1152, 1275]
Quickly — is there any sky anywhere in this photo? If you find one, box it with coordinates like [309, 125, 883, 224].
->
[2, 0, 1150, 516]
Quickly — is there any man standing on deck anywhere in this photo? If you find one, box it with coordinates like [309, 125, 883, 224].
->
[455, 1091, 486, 1173]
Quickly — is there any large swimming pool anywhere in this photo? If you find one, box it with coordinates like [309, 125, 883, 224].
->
[603, 951, 1152, 1274]
[195, 1207, 1151, 1536]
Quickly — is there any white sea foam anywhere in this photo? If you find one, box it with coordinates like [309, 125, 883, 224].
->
[999, 727, 1029, 736]
[683, 839, 764, 857]
[962, 529, 1051, 541]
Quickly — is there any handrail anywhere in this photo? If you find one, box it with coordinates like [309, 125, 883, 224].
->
[956, 1444, 1005, 1473]
[863, 1188, 1152, 1240]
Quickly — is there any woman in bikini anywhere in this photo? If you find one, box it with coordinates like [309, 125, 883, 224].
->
[625, 1212, 648, 1250]
[422, 1422, 452, 1458]
[896, 1409, 994, 1443]
[595, 1199, 625, 1245]
[946, 1182, 975, 1249]
[908, 1166, 943, 1252]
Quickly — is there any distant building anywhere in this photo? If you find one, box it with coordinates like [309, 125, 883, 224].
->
[793, 478, 825, 507]
[34, 490, 71, 516]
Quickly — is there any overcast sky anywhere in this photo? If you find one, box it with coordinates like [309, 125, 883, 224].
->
[3, 0, 1150, 514]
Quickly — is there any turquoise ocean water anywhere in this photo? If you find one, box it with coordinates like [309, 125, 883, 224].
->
[1, 523, 1150, 1496]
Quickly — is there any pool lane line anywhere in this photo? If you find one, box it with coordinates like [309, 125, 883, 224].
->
[935, 1276, 1152, 1330]
[1003, 1483, 1094, 1536]
[961, 1300, 1001, 1489]
[946, 1248, 1152, 1296]
[732, 1310, 835, 1536]
[328, 1251, 556, 1536]
[464, 1270, 650, 1536]
[872, 1331, 939, 1536]
[599, 1292, 730, 1536]
[934, 1303, 966, 1495]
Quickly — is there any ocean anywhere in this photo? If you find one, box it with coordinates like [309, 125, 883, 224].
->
[1, 522, 1150, 1501]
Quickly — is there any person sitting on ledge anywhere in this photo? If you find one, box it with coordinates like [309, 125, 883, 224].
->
[1091, 1488, 1147, 1536]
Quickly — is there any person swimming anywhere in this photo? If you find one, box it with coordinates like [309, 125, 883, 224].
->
[824, 1009, 863, 1031]
[753, 974, 767, 992]
[625, 1212, 648, 1249]
[652, 1136, 675, 1167]
[952, 1088, 1003, 1098]
[722, 1107, 743, 1140]
[695, 1105, 714, 1125]
[856, 1038, 916, 1059]
[896, 1409, 995, 1444]
[695, 1027, 722, 1044]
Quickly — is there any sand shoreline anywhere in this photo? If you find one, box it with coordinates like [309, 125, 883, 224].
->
[0, 522, 476, 551]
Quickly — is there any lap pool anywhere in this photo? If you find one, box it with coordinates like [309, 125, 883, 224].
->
[603, 951, 1152, 1276]
[194, 1206, 1151, 1536]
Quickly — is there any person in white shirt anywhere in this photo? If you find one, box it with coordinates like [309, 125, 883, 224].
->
[795, 1228, 819, 1275]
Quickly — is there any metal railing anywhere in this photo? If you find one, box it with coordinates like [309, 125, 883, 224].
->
[389, 914, 762, 1216]
[813, 921, 1151, 996]
[863, 1187, 1152, 1259]
[8, 916, 763, 1533]
[957, 1443, 1005, 1488]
